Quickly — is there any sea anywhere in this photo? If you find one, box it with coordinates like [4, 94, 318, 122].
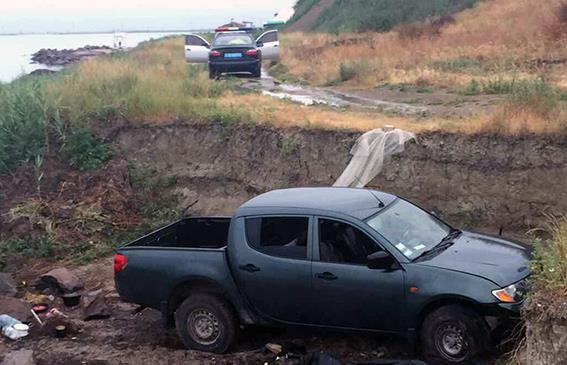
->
[0, 32, 189, 83]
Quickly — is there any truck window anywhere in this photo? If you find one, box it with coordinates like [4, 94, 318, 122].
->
[318, 219, 380, 265]
[245, 217, 308, 260]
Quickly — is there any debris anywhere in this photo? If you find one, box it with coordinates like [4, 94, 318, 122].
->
[0, 315, 29, 340]
[81, 289, 111, 320]
[40, 310, 78, 337]
[36, 267, 83, 294]
[334, 127, 416, 188]
[0, 350, 35, 365]
[0, 273, 17, 297]
[266, 343, 284, 355]
[55, 325, 67, 338]
[30, 309, 43, 326]
[62, 292, 81, 307]
[0, 296, 31, 321]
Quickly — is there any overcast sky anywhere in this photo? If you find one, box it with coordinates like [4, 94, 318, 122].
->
[0, 0, 296, 34]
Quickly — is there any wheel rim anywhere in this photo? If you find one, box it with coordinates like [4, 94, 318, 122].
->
[187, 308, 221, 346]
[434, 323, 469, 361]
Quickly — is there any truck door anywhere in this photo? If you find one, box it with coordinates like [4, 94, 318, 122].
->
[185, 34, 210, 63]
[310, 217, 404, 331]
[256, 30, 279, 61]
[229, 216, 314, 324]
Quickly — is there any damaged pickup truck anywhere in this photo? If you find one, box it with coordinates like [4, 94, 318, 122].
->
[114, 188, 530, 364]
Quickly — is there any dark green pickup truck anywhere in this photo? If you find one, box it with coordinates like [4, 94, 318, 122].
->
[114, 187, 530, 364]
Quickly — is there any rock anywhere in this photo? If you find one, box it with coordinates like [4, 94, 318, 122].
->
[1, 350, 34, 365]
[0, 273, 17, 297]
[37, 268, 83, 294]
[0, 296, 30, 322]
[82, 290, 111, 320]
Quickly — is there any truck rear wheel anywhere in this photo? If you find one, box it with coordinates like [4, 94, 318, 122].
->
[175, 293, 237, 353]
[420, 305, 489, 364]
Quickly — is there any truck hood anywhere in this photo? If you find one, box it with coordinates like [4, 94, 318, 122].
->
[417, 231, 531, 286]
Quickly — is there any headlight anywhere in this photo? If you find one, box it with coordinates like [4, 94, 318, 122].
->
[492, 281, 527, 303]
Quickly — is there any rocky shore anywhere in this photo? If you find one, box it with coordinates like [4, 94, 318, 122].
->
[31, 45, 114, 66]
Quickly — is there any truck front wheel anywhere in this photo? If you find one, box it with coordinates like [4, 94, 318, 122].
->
[175, 294, 237, 353]
[420, 305, 489, 364]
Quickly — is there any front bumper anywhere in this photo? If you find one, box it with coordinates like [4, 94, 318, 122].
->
[209, 60, 259, 74]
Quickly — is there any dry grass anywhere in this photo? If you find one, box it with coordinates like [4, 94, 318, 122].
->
[278, 0, 567, 88]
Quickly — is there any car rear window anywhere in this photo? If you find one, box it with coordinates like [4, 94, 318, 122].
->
[213, 34, 253, 47]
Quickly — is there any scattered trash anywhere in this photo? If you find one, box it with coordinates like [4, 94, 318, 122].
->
[55, 324, 67, 338]
[62, 292, 81, 307]
[35, 267, 83, 294]
[81, 290, 110, 320]
[46, 308, 68, 319]
[266, 343, 284, 355]
[31, 304, 48, 314]
[0, 349, 35, 365]
[0, 314, 29, 340]
[0, 273, 17, 297]
[334, 127, 416, 188]
[30, 309, 43, 326]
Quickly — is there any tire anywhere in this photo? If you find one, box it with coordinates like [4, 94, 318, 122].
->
[209, 69, 217, 80]
[420, 305, 489, 364]
[175, 293, 237, 353]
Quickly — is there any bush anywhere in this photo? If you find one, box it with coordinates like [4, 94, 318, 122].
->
[0, 235, 56, 259]
[63, 127, 112, 171]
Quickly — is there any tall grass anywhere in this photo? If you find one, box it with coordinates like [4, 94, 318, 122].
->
[278, 0, 567, 88]
[45, 37, 238, 123]
[531, 216, 567, 294]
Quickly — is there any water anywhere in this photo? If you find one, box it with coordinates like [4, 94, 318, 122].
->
[0, 32, 185, 83]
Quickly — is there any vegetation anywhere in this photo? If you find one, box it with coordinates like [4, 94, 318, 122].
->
[530, 216, 567, 294]
[288, 0, 479, 33]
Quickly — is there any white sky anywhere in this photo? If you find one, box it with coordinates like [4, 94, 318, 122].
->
[0, 0, 296, 33]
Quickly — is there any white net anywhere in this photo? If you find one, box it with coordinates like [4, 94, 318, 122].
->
[334, 127, 416, 188]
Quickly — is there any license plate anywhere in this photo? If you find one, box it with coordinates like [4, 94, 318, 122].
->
[224, 53, 242, 59]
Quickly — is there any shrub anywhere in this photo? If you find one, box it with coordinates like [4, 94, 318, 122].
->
[0, 235, 56, 259]
[63, 127, 112, 171]
[339, 63, 357, 82]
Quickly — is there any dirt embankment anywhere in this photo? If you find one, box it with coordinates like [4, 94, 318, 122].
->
[111, 121, 567, 233]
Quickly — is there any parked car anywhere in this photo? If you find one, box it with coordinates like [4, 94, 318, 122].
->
[184, 29, 279, 78]
[114, 187, 530, 364]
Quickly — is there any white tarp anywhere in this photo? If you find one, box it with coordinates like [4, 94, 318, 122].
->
[334, 127, 416, 188]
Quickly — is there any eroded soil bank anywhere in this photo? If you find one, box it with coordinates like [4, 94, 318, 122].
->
[112, 121, 567, 234]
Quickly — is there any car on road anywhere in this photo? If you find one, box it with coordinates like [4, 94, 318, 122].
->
[114, 187, 530, 364]
[185, 30, 279, 79]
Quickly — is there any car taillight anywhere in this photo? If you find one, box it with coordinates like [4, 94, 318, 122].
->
[114, 253, 127, 274]
[210, 50, 221, 57]
[245, 49, 258, 57]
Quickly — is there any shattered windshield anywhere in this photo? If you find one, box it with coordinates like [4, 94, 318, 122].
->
[366, 199, 451, 259]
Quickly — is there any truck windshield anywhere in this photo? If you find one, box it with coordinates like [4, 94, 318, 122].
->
[366, 199, 451, 259]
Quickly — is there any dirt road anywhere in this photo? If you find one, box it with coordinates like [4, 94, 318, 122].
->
[240, 70, 502, 119]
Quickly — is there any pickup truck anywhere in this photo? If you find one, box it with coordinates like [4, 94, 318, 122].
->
[114, 188, 530, 364]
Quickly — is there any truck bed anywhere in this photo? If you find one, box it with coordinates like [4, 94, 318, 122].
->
[115, 217, 235, 310]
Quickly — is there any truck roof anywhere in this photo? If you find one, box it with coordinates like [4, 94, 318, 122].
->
[237, 187, 397, 220]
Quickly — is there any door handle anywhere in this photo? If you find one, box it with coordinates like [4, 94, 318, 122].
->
[315, 272, 338, 280]
[239, 264, 260, 273]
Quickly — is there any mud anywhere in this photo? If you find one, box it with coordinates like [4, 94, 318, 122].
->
[113, 121, 567, 233]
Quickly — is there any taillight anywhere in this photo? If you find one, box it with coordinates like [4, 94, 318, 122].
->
[210, 50, 221, 58]
[114, 253, 127, 274]
[245, 49, 258, 57]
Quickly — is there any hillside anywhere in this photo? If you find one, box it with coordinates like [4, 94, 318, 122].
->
[286, 0, 480, 32]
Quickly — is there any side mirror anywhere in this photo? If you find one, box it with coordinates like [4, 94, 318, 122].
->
[256, 41, 264, 47]
[367, 251, 395, 270]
